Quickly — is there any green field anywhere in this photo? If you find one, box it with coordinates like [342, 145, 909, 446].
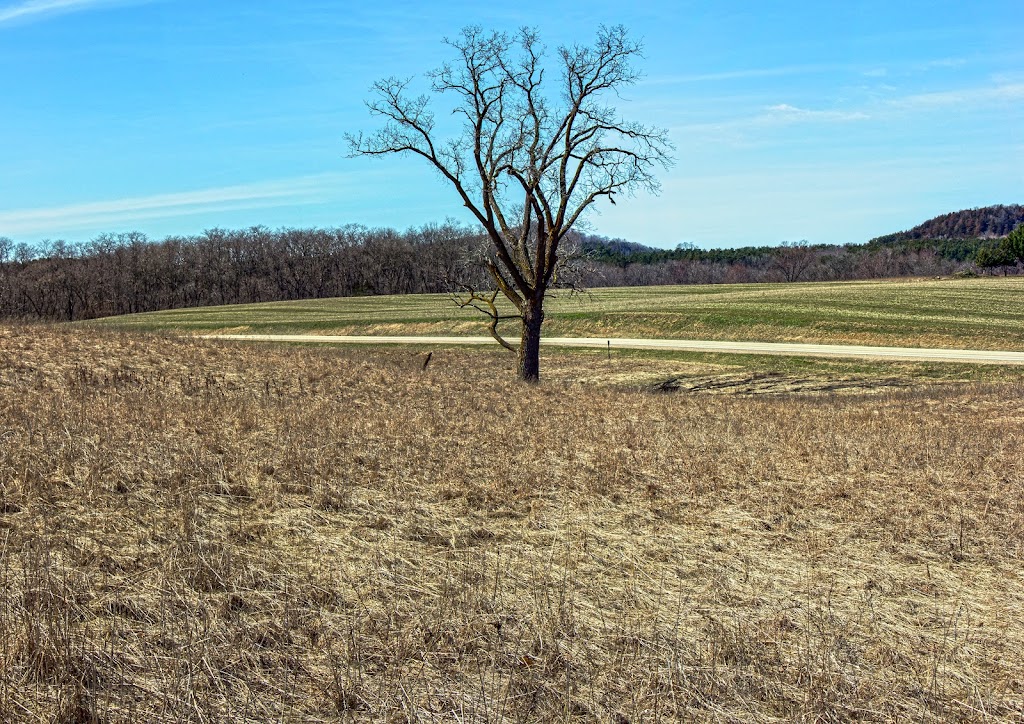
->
[93, 276, 1024, 351]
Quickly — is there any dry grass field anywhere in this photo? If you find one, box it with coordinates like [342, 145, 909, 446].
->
[1, 324, 1023, 721]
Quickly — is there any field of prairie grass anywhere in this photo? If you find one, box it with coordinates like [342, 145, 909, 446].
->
[1, 323, 1022, 721]
[93, 276, 1024, 351]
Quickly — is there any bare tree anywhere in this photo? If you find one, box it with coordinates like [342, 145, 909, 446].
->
[771, 241, 817, 283]
[347, 25, 673, 381]
[0, 237, 12, 311]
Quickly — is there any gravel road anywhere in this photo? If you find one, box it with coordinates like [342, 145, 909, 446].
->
[202, 334, 1024, 365]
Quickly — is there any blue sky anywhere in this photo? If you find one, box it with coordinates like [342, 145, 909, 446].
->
[0, 0, 1021, 248]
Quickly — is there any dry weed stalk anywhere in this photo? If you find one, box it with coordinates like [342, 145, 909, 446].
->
[0, 323, 1021, 721]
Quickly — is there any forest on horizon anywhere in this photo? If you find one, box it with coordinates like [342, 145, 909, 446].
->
[1, 204, 1020, 322]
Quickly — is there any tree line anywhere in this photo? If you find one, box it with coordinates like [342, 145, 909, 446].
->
[579, 235, 973, 286]
[0, 223, 494, 322]
[0, 223, 1003, 323]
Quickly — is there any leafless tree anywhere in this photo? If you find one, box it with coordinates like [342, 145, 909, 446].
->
[771, 241, 817, 283]
[347, 25, 673, 381]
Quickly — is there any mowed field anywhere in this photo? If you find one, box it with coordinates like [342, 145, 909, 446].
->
[94, 276, 1024, 352]
[1, 320, 1023, 721]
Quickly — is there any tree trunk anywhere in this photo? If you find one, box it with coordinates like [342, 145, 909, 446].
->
[517, 299, 543, 382]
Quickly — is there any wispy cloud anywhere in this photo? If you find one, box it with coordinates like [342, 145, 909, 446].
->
[674, 80, 1023, 141]
[915, 57, 967, 71]
[892, 83, 1024, 110]
[0, 175, 346, 236]
[648, 56, 979, 87]
[675, 103, 870, 137]
[644, 64, 843, 85]
[0, 0, 134, 26]
[764, 104, 870, 123]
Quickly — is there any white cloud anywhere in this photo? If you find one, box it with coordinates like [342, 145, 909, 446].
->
[0, 174, 346, 236]
[644, 64, 843, 85]
[916, 58, 967, 71]
[764, 104, 870, 123]
[673, 81, 1022, 140]
[892, 83, 1024, 110]
[0, 0, 134, 25]
[673, 103, 870, 138]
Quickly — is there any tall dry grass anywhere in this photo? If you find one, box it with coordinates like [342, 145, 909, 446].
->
[0, 324, 1022, 722]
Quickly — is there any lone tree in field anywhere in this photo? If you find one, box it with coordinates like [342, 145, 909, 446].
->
[347, 25, 673, 381]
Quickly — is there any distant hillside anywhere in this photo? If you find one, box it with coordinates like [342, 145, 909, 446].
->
[862, 205, 1023, 262]
[871, 205, 1024, 244]
[578, 234, 657, 258]
[580, 206, 1024, 267]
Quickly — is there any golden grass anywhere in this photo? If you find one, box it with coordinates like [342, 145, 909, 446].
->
[1, 324, 1022, 721]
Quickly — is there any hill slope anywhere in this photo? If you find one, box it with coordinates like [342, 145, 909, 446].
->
[871, 204, 1024, 244]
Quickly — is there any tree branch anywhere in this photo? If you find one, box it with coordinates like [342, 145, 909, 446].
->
[452, 287, 517, 351]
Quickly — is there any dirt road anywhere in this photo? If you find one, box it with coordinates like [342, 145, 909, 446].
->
[201, 334, 1024, 365]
